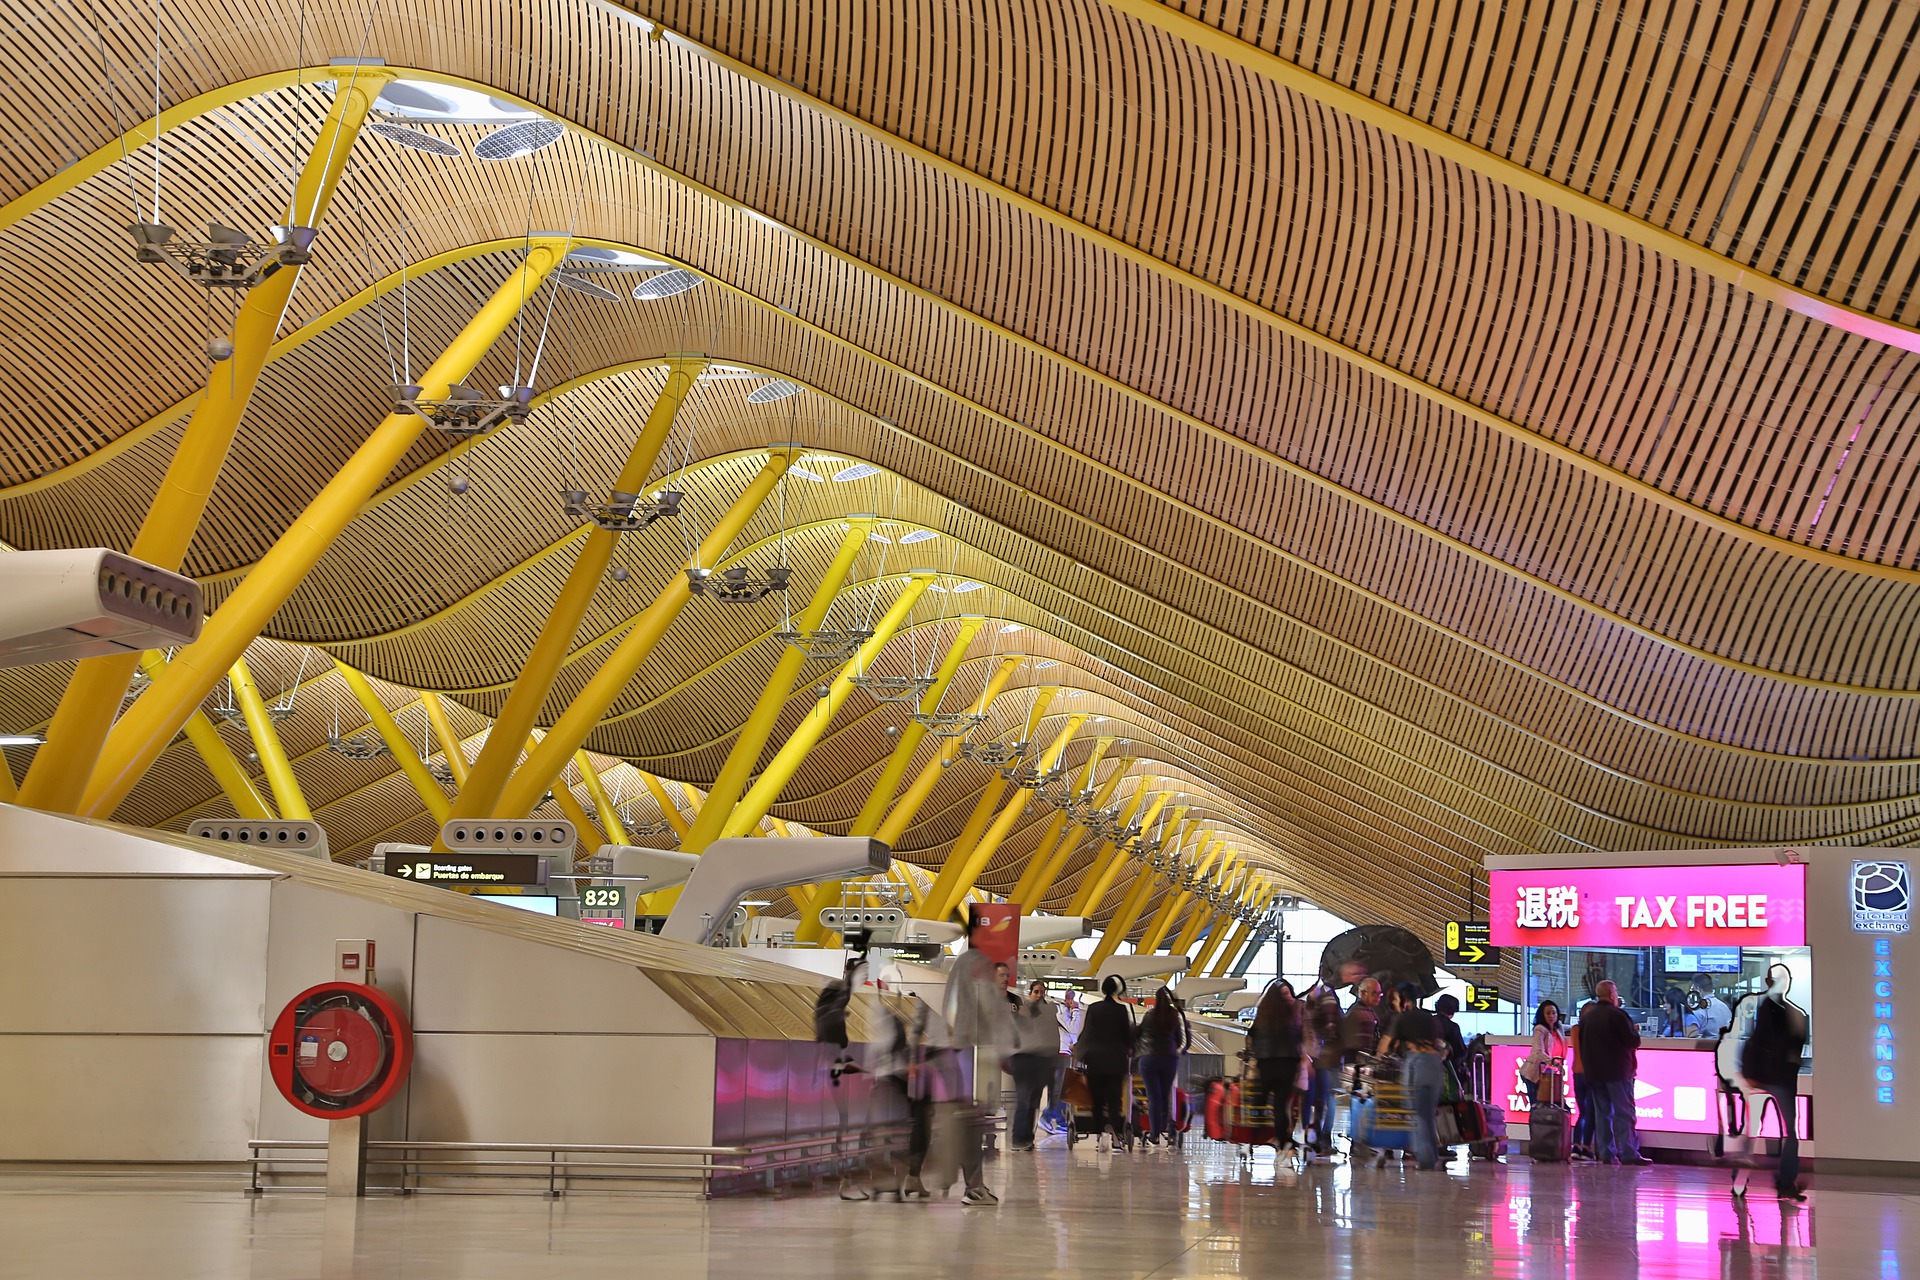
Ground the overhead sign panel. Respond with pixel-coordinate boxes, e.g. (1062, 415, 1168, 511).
(385, 854, 543, 886)
(1444, 921, 1501, 967)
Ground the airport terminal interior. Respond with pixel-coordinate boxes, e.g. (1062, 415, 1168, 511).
(1, 0, 1918, 1275)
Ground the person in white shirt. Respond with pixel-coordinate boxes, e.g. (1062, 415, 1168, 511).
(1691, 973, 1733, 1039)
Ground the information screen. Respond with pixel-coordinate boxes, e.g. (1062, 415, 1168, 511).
(1663, 946, 1742, 973)
(476, 894, 559, 916)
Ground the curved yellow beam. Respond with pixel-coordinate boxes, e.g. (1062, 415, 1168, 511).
(78, 239, 569, 818)
(576, 751, 629, 846)
(420, 693, 471, 786)
(227, 655, 310, 821)
(335, 661, 451, 825)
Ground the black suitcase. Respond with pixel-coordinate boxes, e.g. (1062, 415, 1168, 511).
(1528, 1103, 1573, 1162)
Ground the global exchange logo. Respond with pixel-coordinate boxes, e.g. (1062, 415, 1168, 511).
(1853, 861, 1912, 935)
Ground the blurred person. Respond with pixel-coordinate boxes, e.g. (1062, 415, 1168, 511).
(1386, 1000, 1448, 1171)
(1432, 994, 1470, 1087)
(1660, 988, 1697, 1038)
(1008, 980, 1061, 1151)
(1248, 980, 1305, 1152)
(1300, 963, 1359, 1161)
(944, 945, 1015, 1204)
(1732, 964, 1808, 1202)
(1076, 974, 1137, 1152)
(1137, 986, 1190, 1146)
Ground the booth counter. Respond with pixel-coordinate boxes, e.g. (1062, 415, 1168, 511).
(1485, 845, 1916, 1174)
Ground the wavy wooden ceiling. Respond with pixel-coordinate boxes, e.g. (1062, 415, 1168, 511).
(0, 0, 1916, 976)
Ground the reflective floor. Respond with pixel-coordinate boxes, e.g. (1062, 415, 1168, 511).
(1, 1142, 1908, 1279)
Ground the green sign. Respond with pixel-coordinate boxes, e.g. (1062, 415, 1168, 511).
(579, 885, 627, 914)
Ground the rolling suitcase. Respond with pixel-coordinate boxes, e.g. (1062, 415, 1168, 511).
(1528, 1103, 1573, 1162)
(1471, 1104, 1508, 1160)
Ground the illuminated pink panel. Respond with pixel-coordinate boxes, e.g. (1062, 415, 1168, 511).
(1490, 1044, 1809, 1138)
(1488, 863, 1806, 947)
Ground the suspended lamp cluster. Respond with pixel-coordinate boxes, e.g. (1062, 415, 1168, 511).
(775, 627, 874, 663)
(395, 382, 533, 436)
(128, 221, 315, 289)
(687, 565, 792, 604)
(326, 733, 389, 761)
(561, 488, 684, 532)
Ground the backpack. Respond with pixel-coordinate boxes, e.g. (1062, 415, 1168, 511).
(814, 960, 860, 1047)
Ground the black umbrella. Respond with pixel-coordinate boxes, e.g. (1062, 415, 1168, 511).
(1318, 925, 1439, 996)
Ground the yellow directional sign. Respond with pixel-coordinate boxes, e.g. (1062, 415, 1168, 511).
(1465, 984, 1498, 1013)
(1445, 921, 1501, 968)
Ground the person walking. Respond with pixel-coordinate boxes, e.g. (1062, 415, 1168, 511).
(1432, 994, 1470, 1087)
(1137, 986, 1189, 1147)
(1077, 975, 1137, 1152)
(1521, 1001, 1568, 1106)
(1054, 988, 1085, 1120)
(1385, 1001, 1448, 1171)
(1300, 975, 1347, 1161)
(1248, 980, 1305, 1153)
(1576, 980, 1645, 1165)
(943, 946, 1014, 1203)
(1733, 964, 1808, 1201)
(1008, 981, 1062, 1151)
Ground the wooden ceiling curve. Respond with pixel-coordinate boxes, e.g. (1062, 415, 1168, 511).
(0, 1, 1916, 967)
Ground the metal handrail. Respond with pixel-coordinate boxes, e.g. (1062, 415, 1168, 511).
(246, 1126, 911, 1198)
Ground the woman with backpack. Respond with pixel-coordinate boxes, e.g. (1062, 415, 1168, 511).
(1137, 986, 1190, 1146)
(1076, 975, 1137, 1152)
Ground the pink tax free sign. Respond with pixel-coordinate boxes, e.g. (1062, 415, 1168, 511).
(1488, 864, 1806, 947)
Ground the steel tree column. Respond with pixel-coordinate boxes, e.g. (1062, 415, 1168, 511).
(869, 654, 1023, 849)
(22, 70, 392, 813)
(793, 619, 986, 945)
(717, 571, 938, 839)
(1082, 792, 1176, 969)
(926, 713, 1087, 921)
(228, 655, 310, 820)
(1003, 736, 1110, 910)
(336, 662, 450, 824)
(916, 687, 1057, 919)
(1195, 873, 1259, 975)
(1059, 781, 1152, 922)
(452, 357, 708, 822)
(641, 772, 692, 838)
(146, 649, 273, 820)
(420, 693, 471, 786)
(1167, 842, 1233, 955)
(81, 240, 568, 818)
(1174, 853, 1242, 957)
(493, 448, 799, 821)
(681, 517, 875, 855)
(575, 751, 628, 845)
(1140, 828, 1218, 952)
(1013, 751, 1128, 909)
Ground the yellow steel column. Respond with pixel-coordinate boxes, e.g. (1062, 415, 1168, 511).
(575, 751, 628, 845)
(21, 70, 392, 812)
(1086, 805, 1188, 964)
(452, 358, 708, 821)
(524, 735, 604, 860)
(848, 622, 988, 835)
(641, 772, 692, 839)
(0, 750, 14, 804)
(335, 662, 450, 824)
(870, 655, 1021, 843)
(717, 571, 938, 839)
(228, 655, 310, 820)
(1205, 879, 1266, 977)
(1082, 792, 1177, 968)
(927, 713, 1087, 921)
(82, 240, 569, 818)
(1057, 781, 1152, 928)
(420, 692, 471, 786)
(681, 517, 874, 854)
(1194, 871, 1258, 974)
(917, 686, 1057, 919)
(1139, 825, 1214, 952)
(492, 448, 799, 821)
(1016, 754, 1129, 909)
(793, 618, 986, 945)
(1151, 835, 1223, 954)
(136, 651, 273, 820)
(1005, 738, 1112, 909)
(1173, 850, 1240, 957)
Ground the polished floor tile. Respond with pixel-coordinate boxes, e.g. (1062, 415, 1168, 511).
(0, 1143, 1906, 1280)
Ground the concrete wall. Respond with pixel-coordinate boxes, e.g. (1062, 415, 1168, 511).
(0, 808, 725, 1164)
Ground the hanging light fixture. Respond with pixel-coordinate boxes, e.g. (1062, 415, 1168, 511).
(129, 221, 316, 289)
(551, 269, 623, 301)
(631, 268, 703, 300)
(365, 120, 463, 157)
(687, 565, 793, 603)
(561, 488, 684, 531)
(746, 379, 803, 404)
(473, 118, 566, 161)
(395, 382, 534, 436)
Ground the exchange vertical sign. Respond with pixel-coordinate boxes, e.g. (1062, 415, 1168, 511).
(1853, 861, 1912, 1106)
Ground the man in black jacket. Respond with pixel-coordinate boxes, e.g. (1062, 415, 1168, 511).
(1578, 981, 1644, 1165)
(1735, 964, 1809, 1201)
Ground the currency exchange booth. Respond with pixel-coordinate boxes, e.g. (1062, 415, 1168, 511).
(1482, 848, 1814, 1158)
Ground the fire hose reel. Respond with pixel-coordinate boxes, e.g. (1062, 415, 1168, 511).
(268, 982, 413, 1119)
